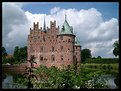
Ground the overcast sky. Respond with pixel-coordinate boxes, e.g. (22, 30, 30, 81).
(2, 2, 119, 58)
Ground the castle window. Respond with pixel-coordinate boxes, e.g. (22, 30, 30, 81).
(52, 36, 54, 38)
(51, 55, 55, 61)
(60, 45, 63, 51)
(61, 55, 63, 61)
(76, 52, 77, 55)
(40, 55, 43, 61)
(60, 36, 63, 40)
(40, 46, 43, 52)
(43, 36, 45, 41)
(52, 46, 54, 52)
(76, 58, 77, 61)
(76, 47, 78, 49)
(68, 39, 70, 42)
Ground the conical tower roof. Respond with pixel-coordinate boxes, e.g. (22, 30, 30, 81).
(75, 36, 80, 45)
(59, 14, 73, 35)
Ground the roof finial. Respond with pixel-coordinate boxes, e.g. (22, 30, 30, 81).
(43, 15, 46, 31)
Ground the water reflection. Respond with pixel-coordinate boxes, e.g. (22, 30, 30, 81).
(2, 73, 27, 89)
(97, 75, 117, 89)
(105, 75, 116, 89)
(3, 75, 13, 84)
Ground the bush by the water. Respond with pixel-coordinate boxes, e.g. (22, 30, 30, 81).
(9, 65, 113, 89)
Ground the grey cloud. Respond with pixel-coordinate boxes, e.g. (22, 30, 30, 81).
(3, 4, 119, 58)
(2, 3, 29, 53)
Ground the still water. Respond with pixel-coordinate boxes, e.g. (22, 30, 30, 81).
(2, 74, 27, 89)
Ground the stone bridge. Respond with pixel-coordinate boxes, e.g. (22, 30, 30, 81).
(2, 64, 28, 74)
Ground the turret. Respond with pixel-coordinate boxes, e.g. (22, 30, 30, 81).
(50, 20, 56, 29)
(74, 36, 81, 64)
(33, 22, 39, 30)
(57, 14, 75, 68)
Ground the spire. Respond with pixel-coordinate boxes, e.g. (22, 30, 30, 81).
(43, 15, 46, 31)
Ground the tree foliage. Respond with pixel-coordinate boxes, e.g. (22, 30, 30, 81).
(2, 47, 8, 64)
(13, 46, 27, 63)
(13, 46, 20, 61)
(19, 46, 27, 61)
(2, 47, 7, 57)
(113, 40, 119, 57)
(81, 49, 92, 62)
(97, 56, 101, 59)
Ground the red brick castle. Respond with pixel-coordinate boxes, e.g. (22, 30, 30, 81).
(27, 15, 81, 68)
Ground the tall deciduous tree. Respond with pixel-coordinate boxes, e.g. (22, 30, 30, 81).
(19, 46, 27, 61)
(13, 46, 27, 63)
(13, 46, 20, 61)
(113, 40, 119, 57)
(81, 49, 92, 62)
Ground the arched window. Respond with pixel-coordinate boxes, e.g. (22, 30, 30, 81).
(51, 55, 55, 61)
(52, 46, 54, 52)
(40, 55, 43, 61)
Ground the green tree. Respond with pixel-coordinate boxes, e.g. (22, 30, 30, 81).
(2, 47, 7, 57)
(81, 49, 92, 62)
(19, 46, 27, 62)
(113, 40, 119, 57)
(2, 47, 8, 64)
(13, 46, 27, 64)
(13, 46, 20, 61)
(7, 57, 14, 65)
(97, 56, 101, 59)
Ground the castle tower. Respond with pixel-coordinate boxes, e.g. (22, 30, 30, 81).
(45, 20, 59, 67)
(27, 22, 42, 67)
(74, 36, 81, 65)
(57, 14, 75, 68)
